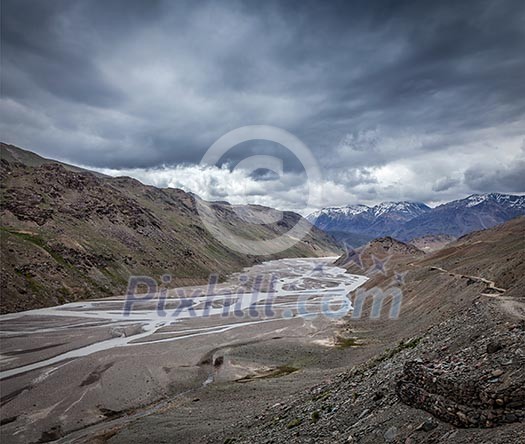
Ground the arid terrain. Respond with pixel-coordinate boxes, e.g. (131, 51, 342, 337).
(1, 257, 371, 443)
(2, 1, 525, 442)
(103, 218, 524, 444)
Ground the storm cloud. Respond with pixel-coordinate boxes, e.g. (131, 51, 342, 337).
(1, 0, 524, 212)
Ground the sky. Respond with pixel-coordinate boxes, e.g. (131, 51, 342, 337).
(2, 0, 525, 214)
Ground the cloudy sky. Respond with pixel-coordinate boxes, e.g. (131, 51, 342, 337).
(2, 0, 524, 214)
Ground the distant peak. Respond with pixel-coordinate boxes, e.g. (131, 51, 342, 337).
(456, 193, 525, 208)
(372, 201, 430, 216)
(307, 204, 370, 220)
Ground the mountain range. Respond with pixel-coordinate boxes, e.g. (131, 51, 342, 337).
(307, 193, 525, 246)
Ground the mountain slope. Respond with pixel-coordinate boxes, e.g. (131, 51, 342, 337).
(0, 144, 340, 313)
(209, 217, 525, 444)
(409, 234, 456, 252)
(0, 142, 107, 177)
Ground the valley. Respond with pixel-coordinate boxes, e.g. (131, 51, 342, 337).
(2, 2, 524, 442)
(0, 257, 368, 443)
(1, 144, 524, 444)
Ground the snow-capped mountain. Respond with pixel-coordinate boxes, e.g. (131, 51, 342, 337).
(393, 193, 525, 240)
(307, 201, 430, 239)
(308, 193, 525, 245)
(371, 201, 430, 218)
(307, 204, 369, 220)
(453, 193, 525, 209)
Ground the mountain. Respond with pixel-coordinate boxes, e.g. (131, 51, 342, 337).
(307, 201, 431, 245)
(334, 236, 425, 269)
(308, 194, 525, 244)
(321, 230, 375, 250)
(393, 193, 525, 240)
(0, 143, 340, 313)
(307, 202, 430, 232)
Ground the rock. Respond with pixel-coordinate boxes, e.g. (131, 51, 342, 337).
(491, 369, 504, 377)
(347, 435, 354, 443)
(486, 341, 503, 354)
(384, 426, 398, 442)
(39, 425, 63, 442)
(358, 408, 370, 419)
(372, 391, 384, 401)
(505, 413, 517, 422)
(456, 411, 468, 423)
(415, 418, 437, 432)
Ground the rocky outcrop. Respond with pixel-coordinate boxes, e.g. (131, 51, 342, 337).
(396, 318, 525, 428)
(397, 359, 525, 428)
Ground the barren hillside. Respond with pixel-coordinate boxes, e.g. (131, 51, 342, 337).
(0, 143, 339, 313)
(197, 218, 525, 444)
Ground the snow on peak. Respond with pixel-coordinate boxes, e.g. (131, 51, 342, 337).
(465, 194, 488, 207)
(307, 201, 430, 221)
(372, 201, 428, 217)
(340, 204, 370, 216)
(463, 193, 525, 208)
(307, 204, 370, 221)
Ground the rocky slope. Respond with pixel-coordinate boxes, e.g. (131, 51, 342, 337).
(308, 194, 525, 245)
(206, 217, 525, 443)
(0, 143, 106, 176)
(0, 143, 340, 313)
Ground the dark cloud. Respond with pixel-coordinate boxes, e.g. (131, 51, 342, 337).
(464, 160, 525, 193)
(432, 177, 461, 193)
(1, 0, 524, 207)
(1, 1, 126, 107)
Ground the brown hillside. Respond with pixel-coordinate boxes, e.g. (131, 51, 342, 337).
(0, 143, 340, 313)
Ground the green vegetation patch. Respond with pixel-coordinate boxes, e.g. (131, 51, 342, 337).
(335, 335, 363, 348)
(236, 365, 299, 383)
(264, 365, 299, 379)
(1, 227, 70, 267)
(312, 389, 332, 402)
(286, 418, 302, 429)
(380, 337, 421, 361)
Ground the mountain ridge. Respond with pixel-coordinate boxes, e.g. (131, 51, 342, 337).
(308, 193, 525, 245)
